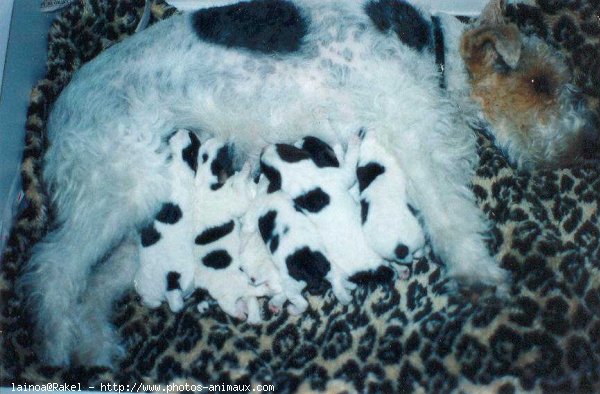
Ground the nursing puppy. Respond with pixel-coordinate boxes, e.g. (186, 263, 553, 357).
(260, 138, 389, 283)
(192, 139, 267, 323)
(356, 129, 426, 263)
(21, 0, 598, 366)
(134, 130, 199, 312)
(242, 176, 351, 313)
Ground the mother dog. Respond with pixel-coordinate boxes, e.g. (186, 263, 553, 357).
(20, 0, 597, 366)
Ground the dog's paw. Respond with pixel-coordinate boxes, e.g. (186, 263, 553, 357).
(448, 253, 509, 293)
(73, 317, 125, 368)
(38, 344, 72, 367)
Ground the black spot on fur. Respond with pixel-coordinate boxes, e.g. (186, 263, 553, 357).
(140, 224, 161, 247)
(181, 132, 201, 174)
(293, 188, 330, 213)
(258, 210, 277, 243)
(349, 266, 396, 286)
(260, 161, 282, 193)
(285, 247, 331, 295)
(360, 199, 369, 224)
(210, 145, 235, 189)
(357, 162, 386, 193)
(365, 0, 431, 52)
(166, 271, 181, 291)
(202, 250, 232, 269)
(276, 144, 311, 163)
(202, 153, 208, 163)
(301, 137, 339, 168)
(269, 235, 280, 253)
(155, 203, 183, 224)
(192, 0, 307, 54)
(195, 220, 235, 245)
(395, 244, 409, 260)
(407, 203, 419, 217)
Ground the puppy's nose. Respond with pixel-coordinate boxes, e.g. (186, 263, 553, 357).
(395, 244, 409, 260)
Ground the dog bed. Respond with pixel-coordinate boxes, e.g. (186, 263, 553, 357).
(2, 1, 599, 392)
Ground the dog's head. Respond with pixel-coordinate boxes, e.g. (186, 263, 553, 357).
(196, 138, 235, 190)
(460, 0, 599, 169)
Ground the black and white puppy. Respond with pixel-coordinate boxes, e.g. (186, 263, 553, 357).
(242, 177, 339, 314)
(356, 129, 426, 263)
(134, 130, 199, 312)
(192, 138, 267, 323)
(260, 137, 388, 301)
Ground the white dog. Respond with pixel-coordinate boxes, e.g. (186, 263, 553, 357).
(192, 139, 268, 323)
(134, 129, 199, 312)
(21, 0, 595, 366)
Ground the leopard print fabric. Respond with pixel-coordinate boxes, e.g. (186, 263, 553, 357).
(2, 1, 599, 392)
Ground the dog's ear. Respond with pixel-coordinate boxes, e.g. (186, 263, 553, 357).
(478, 0, 506, 26)
(460, 24, 521, 75)
(461, 0, 521, 74)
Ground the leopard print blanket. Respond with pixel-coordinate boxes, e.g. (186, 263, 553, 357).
(2, 1, 599, 392)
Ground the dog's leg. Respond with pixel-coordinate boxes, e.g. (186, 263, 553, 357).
(20, 146, 169, 365)
(20, 215, 134, 366)
(75, 236, 139, 366)
(399, 147, 507, 288)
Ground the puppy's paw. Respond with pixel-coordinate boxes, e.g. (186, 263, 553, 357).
(396, 265, 411, 280)
(268, 303, 282, 314)
(166, 291, 185, 313)
(342, 278, 357, 291)
(245, 298, 263, 325)
(197, 301, 211, 314)
(333, 287, 353, 305)
(287, 303, 306, 315)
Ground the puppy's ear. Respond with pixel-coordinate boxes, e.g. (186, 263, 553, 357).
(460, 24, 521, 75)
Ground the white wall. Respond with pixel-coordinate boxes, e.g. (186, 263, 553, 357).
(411, 0, 489, 16)
(0, 0, 15, 91)
(0, 1, 56, 255)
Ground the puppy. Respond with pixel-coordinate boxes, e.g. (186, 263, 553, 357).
(356, 129, 426, 263)
(260, 138, 391, 284)
(241, 177, 347, 314)
(192, 139, 267, 323)
(134, 130, 199, 312)
(23, 0, 597, 365)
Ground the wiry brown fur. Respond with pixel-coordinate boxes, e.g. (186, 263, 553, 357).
(461, 7, 598, 169)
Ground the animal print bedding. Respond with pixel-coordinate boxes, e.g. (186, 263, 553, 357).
(1, 0, 599, 392)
